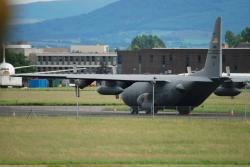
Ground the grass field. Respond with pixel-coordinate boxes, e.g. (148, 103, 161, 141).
(0, 87, 123, 106)
(0, 87, 250, 113)
(0, 117, 249, 166)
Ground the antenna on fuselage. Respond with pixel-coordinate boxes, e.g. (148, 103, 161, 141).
(187, 66, 192, 75)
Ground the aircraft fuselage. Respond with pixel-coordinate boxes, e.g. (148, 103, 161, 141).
(121, 76, 221, 113)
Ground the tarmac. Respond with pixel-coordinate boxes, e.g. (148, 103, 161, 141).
(0, 106, 249, 119)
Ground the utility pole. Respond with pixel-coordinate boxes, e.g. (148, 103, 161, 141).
(152, 77, 156, 118)
(75, 79, 80, 119)
(244, 83, 247, 120)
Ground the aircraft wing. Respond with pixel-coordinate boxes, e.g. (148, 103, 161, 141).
(14, 65, 36, 70)
(13, 73, 170, 82)
(229, 76, 250, 83)
(222, 73, 250, 83)
(219, 74, 250, 89)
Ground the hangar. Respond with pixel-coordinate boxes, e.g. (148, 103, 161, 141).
(117, 48, 250, 74)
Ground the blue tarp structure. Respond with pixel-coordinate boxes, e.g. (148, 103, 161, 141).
(28, 79, 48, 88)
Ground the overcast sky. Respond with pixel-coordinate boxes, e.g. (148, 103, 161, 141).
(9, 0, 62, 5)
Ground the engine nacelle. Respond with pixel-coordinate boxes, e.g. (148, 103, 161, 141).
(97, 81, 125, 95)
(97, 86, 123, 95)
(214, 86, 241, 97)
(246, 83, 250, 89)
(78, 79, 94, 89)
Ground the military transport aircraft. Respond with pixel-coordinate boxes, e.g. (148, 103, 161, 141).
(14, 17, 226, 115)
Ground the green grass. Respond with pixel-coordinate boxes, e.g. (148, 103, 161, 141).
(0, 88, 250, 113)
(0, 117, 249, 166)
(0, 87, 123, 106)
(194, 89, 250, 113)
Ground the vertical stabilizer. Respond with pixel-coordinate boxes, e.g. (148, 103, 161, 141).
(193, 17, 222, 78)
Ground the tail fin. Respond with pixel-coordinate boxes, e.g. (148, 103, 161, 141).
(194, 17, 222, 78)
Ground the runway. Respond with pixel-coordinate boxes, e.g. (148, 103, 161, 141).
(0, 106, 249, 119)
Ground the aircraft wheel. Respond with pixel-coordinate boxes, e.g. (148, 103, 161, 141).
(145, 109, 151, 115)
(177, 106, 192, 115)
(145, 109, 158, 115)
(131, 107, 139, 115)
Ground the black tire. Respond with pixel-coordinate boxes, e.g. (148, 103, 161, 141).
(145, 109, 151, 115)
(177, 106, 193, 115)
(145, 108, 158, 115)
(131, 107, 139, 115)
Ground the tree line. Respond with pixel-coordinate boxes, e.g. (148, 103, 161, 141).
(225, 27, 250, 48)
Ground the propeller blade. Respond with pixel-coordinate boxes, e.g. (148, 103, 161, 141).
(226, 66, 230, 77)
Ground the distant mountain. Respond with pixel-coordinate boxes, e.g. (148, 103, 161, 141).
(10, 0, 250, 48)
(11, 0, 118, 24)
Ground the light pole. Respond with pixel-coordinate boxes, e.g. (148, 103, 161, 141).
(75, 79, 80, 119)
(152, 77, 156, 118)
(244, 83, 247, 120)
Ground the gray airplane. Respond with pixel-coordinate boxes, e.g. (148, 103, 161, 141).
(14, 17, 226, 115)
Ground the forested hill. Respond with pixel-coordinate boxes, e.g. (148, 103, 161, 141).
(10, 0, 250, 48)
(12, 0, 118, 23)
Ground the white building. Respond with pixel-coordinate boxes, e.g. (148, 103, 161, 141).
(70, 45, 109, 53)
(4, 43, 117, 74)
(30, 52, 117, 74)
(30, 45, 117, 74)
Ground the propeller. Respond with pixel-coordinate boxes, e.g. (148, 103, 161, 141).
(187, 66, 192, 75)
(226, 66, 230, 77)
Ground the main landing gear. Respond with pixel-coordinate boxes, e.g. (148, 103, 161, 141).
(130, 106, 193, 115)
(130, 107, 159, 115)
(177, 106, 193, 115)
(131, 107, 139, 115)
(145, 109, 158, 115)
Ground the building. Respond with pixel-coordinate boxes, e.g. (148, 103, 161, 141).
(117, 48, 250, 74)
(237, 42, 250, 48)
(4, 44, 117, 74)
(70, 45, 109, 53)
(43, 48, 69, 53)
(5, 44, 67, 57)
(30, 45, 117, 74)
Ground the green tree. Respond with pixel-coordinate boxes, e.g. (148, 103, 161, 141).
(240, 27, 250, 43)
(225, 27, 250, 48)
(225, 31, 239, 48)
(129, 35, 166, 50)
